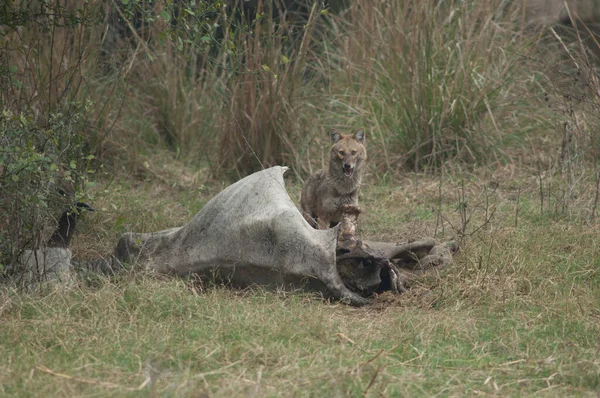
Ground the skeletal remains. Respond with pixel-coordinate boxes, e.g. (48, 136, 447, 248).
(114, 166, 458, 306)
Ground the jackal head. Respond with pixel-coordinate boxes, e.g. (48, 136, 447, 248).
(330, 129, 367, 178)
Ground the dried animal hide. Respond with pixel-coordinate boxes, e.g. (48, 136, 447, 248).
(115, 166, 458, 305)
(115, 166, 370, 306)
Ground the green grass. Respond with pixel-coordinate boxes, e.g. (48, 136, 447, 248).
(2, 164, 600, 396)
(1, 271, 598, 395)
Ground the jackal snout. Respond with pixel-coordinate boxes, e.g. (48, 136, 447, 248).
(331, 129, 366, 178)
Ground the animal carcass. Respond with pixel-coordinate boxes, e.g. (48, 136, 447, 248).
(114, 166, 457, 306)
(115, 166, 371, 305)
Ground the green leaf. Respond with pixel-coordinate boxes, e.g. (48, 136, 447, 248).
(70, 160, 77, 169)
(121, 0, 129, 4)
(177, 36, 183, 51)
(160, 10, 171, 20)
(115, 215, 124, 230)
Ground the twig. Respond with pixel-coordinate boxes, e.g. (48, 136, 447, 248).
(361, 349, 384, 368)
(110, 0, 153, 57)
(362, 367, 380, 397)
(292, 3, 318, 79)
(514, 186, 521, 229)
(435, 166, 444, 237)
(537, 160, 544, 217)
(49, 8, 55, 110)
(592, 168, 600, 222)
(549, 27, 579, 69)
(35, 365, 150, 391)
(192, 360, 242, 379)
(499, 359, 526, 367)
(336, 333, 356, 345)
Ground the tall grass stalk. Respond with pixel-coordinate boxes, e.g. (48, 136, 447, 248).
(326, 0, 523, 170)
(218, 1, 320, 176)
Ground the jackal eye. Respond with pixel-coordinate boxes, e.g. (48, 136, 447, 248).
(351, 150, 357, 155)
(339, 150, 345, 156)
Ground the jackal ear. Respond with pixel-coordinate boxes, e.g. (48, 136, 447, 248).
(330, 129, 342, 143)
(354, 129, 365, 143)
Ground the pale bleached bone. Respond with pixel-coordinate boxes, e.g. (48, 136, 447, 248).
(115, 166, 370, 306)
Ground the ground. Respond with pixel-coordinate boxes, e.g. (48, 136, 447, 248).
(1, 155, 599, 396)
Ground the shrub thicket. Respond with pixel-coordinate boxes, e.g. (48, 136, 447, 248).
(0, 1, 109, 275)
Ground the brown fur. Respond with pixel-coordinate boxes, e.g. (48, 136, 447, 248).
(300, 129, 367, 229)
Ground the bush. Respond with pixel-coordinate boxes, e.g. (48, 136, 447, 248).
(0, 107, 96, 275)
(0, 1, 109, 276)
(105, 0, 325, 176)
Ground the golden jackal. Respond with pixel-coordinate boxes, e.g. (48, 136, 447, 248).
(300, 129, 367, 229)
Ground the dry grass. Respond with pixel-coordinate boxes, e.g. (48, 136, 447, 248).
(217, 2, 321, 176)
(1, 271, 598, 396)
(1, 0, 595, 176)
(323, 0, 527, 170)
(87, 0, 563, 177)
(2, 160, 600, 396)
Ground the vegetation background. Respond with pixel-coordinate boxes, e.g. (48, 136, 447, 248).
(1, 0, 600, 395)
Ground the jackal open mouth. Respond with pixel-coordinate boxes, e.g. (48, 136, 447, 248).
(343, 167, 354, 177)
